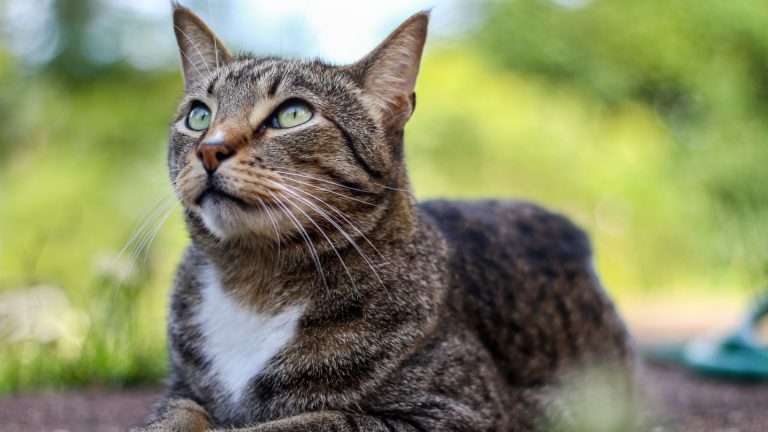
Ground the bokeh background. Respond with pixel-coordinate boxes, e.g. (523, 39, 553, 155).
(0, 0, 766, 392)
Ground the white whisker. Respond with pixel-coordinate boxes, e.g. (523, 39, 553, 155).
(276, 191, 360, 296)
(267, 190, 327, 288)
(277, 166, 408, 192)
(176, 46, 207, 86)
(255, 195, 282, 263)
(112, 191, 177, 280)
(272, 181, 390, 300)
(108, 193, 178, 323)
(274, 172, 376, 207)
(174, 24, 213, 82)
(138, 202, 179, 264)
(281, 183, 387, 262)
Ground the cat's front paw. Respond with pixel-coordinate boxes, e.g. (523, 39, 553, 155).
(129, 424, 176, 432)
(130, 399, 213, 432)
(129, 421, 206, 432)
(129, 419, 210, 432)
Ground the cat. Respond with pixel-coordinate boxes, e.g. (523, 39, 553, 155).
(134, 5, 636, 431)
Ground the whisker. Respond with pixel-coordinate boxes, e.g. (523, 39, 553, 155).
(255, 195, 282, 263)
(112, 191, 177, 279)
(120, 200, 177, 285)
(282, 188, 380, 276)
(267, 190, 327, 288)
(273, 182, 389, 300)
(138, 202, 179, 264)
(277, 166, 409, 192)
(108, 194, 178, 323)
(174, 24, 214, 82)
(274, 171, 376, 206)
(275, 169, 372, 193)
(276, 191, 360, 296)
(175, 46, 208, 87)
(280, 183, 387, 262)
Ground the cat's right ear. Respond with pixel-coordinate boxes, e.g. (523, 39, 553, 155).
(172, 5, 232, 90)
(347, 12, 429, 132)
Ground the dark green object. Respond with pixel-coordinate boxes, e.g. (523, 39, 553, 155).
(649, 294, 768, 380)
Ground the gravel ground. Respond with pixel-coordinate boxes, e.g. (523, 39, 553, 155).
(646, 362, 768, 432)
(0, 386, 157, 432)
(0, 362, 767, 432)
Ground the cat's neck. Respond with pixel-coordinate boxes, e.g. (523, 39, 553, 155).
(187, 189, 420, 311)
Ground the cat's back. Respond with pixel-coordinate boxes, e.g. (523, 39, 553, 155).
(419, 200, 632, 384)
(420, 199, 591, 267)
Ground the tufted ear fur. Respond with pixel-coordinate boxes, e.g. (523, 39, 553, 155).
(349, 12, 429, 131)
(172, 5, 232, 90)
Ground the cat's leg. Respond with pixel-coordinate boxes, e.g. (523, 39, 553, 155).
(213, 410, 439, 432)
(130, 398, 213, 432)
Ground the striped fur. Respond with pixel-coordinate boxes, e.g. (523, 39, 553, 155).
(134, 5, 636, 432)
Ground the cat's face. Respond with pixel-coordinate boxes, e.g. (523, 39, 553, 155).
(169, 6, 427, 243)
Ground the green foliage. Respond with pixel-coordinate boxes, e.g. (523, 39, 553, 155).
(411, 51, 710, 293)
(474, 0, 768, 284)
(0, 56, 186, 391)
(1, 0, 766, 391)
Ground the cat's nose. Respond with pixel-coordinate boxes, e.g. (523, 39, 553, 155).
(197, 139, 234, 174)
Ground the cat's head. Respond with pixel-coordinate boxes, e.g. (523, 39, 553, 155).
(169, 6, 427, 244)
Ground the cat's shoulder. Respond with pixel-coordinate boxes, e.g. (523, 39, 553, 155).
(418, 199, 592, 262)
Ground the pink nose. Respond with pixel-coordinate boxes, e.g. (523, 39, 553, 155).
(197, 142, 233, 174)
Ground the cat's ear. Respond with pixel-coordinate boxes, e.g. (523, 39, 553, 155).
(172, 5, 232, 90)
(349, 12, 429, 130)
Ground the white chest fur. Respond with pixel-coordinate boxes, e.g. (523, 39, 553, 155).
(196, 267, 304, 405)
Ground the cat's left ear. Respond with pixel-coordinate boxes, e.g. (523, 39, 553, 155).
(173, 5, 232, 90)
(349, 12, 429, 131)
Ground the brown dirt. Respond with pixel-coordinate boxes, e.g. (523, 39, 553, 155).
(0, 387, 158, 432)
(0, 363, 766, 432)
(646, 362, 768, 432)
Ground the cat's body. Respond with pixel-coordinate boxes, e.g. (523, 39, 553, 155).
(163, 200, 631, 430)
(136, 6, 634, 431)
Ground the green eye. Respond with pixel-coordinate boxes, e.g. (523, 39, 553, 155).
(187, 105, 212, 131)
(272, 100, 313, 129)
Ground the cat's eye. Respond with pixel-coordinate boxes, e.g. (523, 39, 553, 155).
(271, 100, 313, 129)
(187, 104, 212, 131)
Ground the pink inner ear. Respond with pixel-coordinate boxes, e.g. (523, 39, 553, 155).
(359, 13, 428, 119)
(173, 6, 232, 89)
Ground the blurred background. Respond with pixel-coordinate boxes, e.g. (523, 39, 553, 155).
(0, 0, 766, 392)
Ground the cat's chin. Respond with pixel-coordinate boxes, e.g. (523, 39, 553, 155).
(197, 195, 279, 241)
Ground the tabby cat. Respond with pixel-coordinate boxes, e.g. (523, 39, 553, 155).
(134, 5, 635, 431)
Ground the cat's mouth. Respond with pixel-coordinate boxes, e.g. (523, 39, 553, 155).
(192, 183, 286, 239)
(195, 187, 251, 209)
